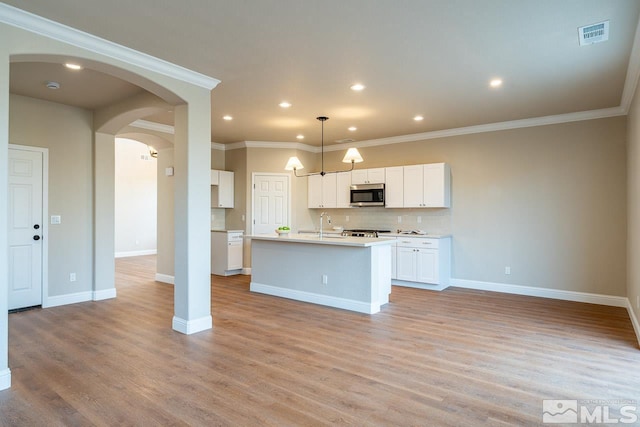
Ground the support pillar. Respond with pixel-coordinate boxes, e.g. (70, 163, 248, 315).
(172, 95, 212, 334)
(0, 48, 11, 390)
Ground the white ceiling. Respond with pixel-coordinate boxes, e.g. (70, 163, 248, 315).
(6, 0, 640, 146)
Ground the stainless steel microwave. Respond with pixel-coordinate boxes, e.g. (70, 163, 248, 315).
(350, 183, 385, 207)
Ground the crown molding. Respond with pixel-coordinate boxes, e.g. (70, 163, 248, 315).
(222, 140, 318, 152)
(211, 142, 225, 151)
(129, 120, 175, 134)
(322, 106, 627, 151)
(0, 3, 220, 90)
(621, 15, 640, 112)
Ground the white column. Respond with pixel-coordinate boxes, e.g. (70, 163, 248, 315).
(0, 48, 11, 390)
(172, 95, 212, 334)
(93, 132, 116, 300)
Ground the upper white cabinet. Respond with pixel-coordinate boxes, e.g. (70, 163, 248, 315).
(403, 163, 450, 208)
(309, 172, 351, 208)
(336, 171, 352, 208)
(308, 173, 337, 208)
(211, 169, 234, 208)
(384, 166, 404, 208)
(351, 168, 385, 184)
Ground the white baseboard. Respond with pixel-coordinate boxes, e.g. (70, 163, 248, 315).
(242, 267, 252, 275)
(172, 315, 212, 335)
(155, 273, 174, 284)
(0, 368, 11, 390)
(43, 291, 92, 308)
(114, 249, 157, 258)
(626, 301, 640, 347)
(250, 281, 380, 314)
(392, 279, 450, 291)
(450, 278, 629, 307)
(93, 288, 117, 301)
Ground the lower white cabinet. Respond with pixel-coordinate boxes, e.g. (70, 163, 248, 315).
(393, 236, 450, 290)
(211, 230, 244, 276)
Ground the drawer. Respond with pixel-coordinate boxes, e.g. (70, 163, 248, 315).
(396, 237, 439, 249)
(228, 232, 244, 242)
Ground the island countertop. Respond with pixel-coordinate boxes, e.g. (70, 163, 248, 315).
(247, 233, 395, 247)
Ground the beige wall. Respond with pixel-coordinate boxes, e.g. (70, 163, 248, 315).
(230, 117, 627, 296)
(627, 82, 640, 324)
(9, 94, 94, 297)
(114, 138, 157, 254)
(156, 147, 175, 277)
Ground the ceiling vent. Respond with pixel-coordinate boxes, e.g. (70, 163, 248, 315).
(335, 138, 356, 144)
(578, 20, 609, 46)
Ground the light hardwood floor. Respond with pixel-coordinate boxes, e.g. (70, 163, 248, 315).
(1, 255, 639, 426)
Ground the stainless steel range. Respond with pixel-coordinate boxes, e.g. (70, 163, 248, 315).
(341, 229, 391, 238)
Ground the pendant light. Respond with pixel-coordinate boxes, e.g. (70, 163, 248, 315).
(285, 116, 363, 177)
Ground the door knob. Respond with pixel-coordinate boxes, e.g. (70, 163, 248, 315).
(33, 235, 41, 241)
(34, 224, 40, 229)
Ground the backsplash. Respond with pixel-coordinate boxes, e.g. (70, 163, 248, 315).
(211, 208, 226, 230)
(309, 207, 452, 234)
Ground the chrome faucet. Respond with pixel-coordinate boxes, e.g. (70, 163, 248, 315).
(320, 212, 331, 238)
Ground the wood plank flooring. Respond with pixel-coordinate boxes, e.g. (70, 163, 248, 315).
(1, 255, 639, 426)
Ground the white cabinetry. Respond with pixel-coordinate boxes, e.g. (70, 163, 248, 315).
(307, 171, 353, 208)
(403, 163, 450, 208)
(211, 230, 243, 276)
(336, 171, 352, 208)
(211, 170, 235, 208)
(351, 168, 385, 184)
(394, 236, 450, 290)
(384, 166, 404, 208)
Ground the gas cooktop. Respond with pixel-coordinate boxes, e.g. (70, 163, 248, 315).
(342, 229, 391, 238)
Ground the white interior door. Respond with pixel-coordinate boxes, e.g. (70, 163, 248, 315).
(253, 174, 289, 234)
(8, 148, 44, 310)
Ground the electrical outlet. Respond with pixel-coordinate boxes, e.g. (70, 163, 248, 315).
(70, 272, 77, 282)
(398, 216, 402, 223)
(504, 266, 511, 275)
(417, 216, 422, 224)
(322, 274, 328, 285)
(51, 215, 61, 225)
(346, 215, 350, 222)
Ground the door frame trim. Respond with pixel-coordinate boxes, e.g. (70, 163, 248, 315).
(251, 173, 291, 235)
(9, 144, 49, 308)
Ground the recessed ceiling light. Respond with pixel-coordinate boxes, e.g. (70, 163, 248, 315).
(64, 63, 83, 71)
(45, 81, 60, 90)
(296, 134, 304, 140)
(348, 126, 357, 132)
(413, 115, 424, 121)
(279, 101, 292, 108)
(350, 83, 365, 91)
(223, 115, 233, 121)
(490, 78, 503, 88)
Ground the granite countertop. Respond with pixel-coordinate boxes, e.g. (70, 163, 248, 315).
(247, 233, 395, 247)
(387, 232, 451, 238)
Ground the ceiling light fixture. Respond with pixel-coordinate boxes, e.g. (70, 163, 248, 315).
(350, 83, 365, 91)
(413, 115, 424, 121)
(64, 63, 83, 70)
(285, 116, 363, 177)
(490, 78, 503, 88)
(223, 115, 233, 121)
(296, 134, 304, 140)
(148, 146, 158, 158)
(279, 101, 292, 108)
(348, 126, 357, 131)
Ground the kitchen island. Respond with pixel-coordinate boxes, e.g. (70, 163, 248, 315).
(248, 234, 394, 314)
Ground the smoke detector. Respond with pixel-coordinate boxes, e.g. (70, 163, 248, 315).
(578, 20, 609, 46)
(45, 81, 60, 90)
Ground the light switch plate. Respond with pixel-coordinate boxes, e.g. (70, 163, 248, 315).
(51, 215, 61, 224)
(165, 167, 174, 176)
